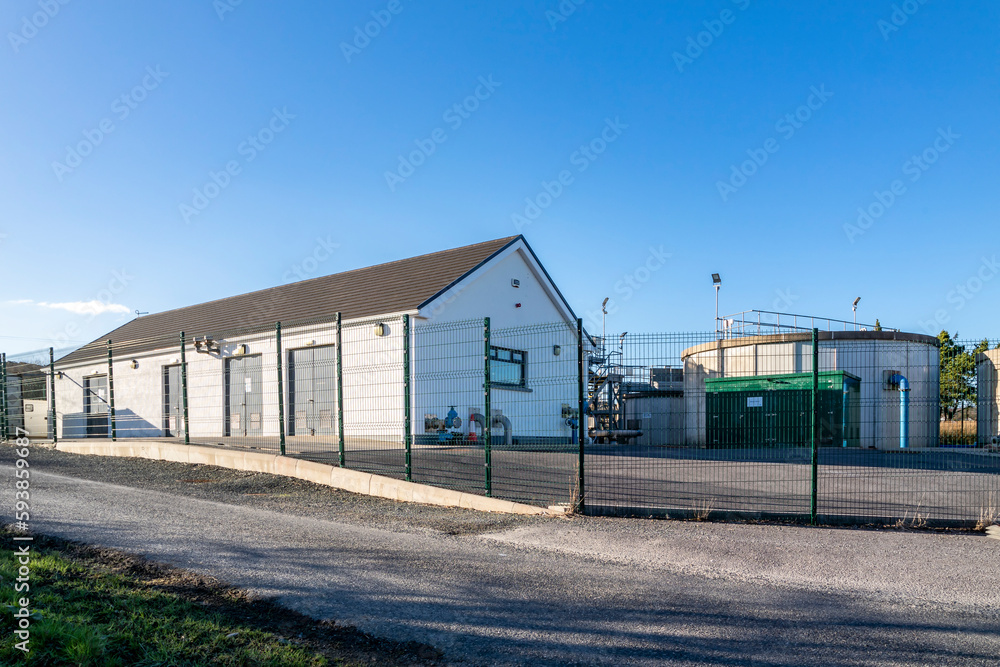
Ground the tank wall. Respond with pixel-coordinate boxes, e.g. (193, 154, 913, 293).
(625, 395, 684, 446)
(977, 349, 1000, 444)
(682, 337, 940, 448)
(829, 339, 939, 449)
(682, 341, 835, 446)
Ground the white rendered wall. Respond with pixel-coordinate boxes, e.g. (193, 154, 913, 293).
(413, 248, 583, 445)
(53, 245, 582, 443)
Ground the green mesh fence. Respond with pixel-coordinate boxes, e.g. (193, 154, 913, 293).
(6, 323, 999, 527)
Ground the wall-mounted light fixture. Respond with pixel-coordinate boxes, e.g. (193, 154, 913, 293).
(374, 323, 386, 337)
(511, 278, 520, 288)
(234, 344, 248, 356)
(130, 359, 139, 370)
(305, 339, 316, 346)
(56, 371, 64, 380)
(553, 345, 561, 356)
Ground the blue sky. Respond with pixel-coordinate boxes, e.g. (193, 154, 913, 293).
(2, 1, 999, 356)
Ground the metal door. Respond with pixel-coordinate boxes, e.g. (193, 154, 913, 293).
(288, 346, 337, 436)
(225, 355, 263, 437)
(163, 365, 183, 437)
(6, 375, 24, 436)
(84, 375, 109, 438)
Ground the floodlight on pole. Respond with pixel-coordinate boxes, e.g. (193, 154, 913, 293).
(852, 296, 861, 328)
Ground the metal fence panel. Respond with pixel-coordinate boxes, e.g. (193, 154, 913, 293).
(8, 322, 999, 528)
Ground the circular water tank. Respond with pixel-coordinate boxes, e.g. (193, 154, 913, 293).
(681, 331, 940, 449)
(976, 349, 1000, 446)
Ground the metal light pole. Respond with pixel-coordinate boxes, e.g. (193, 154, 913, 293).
(712, 273, 722, 337)
(852, 296, 861, 330)
(601, 297, 609, 359)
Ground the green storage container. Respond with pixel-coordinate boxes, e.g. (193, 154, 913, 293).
(705, 371, 861, 448)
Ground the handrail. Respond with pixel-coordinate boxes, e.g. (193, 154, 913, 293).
(717, 309, 897, 337)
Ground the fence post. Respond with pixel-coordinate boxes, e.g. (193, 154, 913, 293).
(810, 327, 819, 525)
(107, 340, 117, 441)
(1, 352, 7, 440)
(403, 314, 412, 482)
(276, 322, 286, 457)
(180, 332, 190, 445)
(577, 318, 586, 513)
(49, 348, 57, 444)
(484, 317, 492, 498)
(336, 312, 345, 468)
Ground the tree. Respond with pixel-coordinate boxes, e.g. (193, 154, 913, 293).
(938, 331, 987, 420)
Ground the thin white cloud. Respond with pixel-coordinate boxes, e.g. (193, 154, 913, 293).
(5, 299, 34, 305)
(37, 301, 131, 316)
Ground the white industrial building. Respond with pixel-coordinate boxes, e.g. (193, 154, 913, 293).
(53, 236, 587, 448)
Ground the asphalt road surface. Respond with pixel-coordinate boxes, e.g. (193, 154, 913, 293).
(2, 447, 998, 666)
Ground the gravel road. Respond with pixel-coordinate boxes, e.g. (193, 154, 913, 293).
(3, 444, 998, 666)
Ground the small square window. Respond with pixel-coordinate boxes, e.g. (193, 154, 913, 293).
(489, 345, 526, 387)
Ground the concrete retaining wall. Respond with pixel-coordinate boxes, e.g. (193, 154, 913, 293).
(54, 440, 552, 516)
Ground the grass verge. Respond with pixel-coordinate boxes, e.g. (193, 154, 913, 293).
(1, 529, 441, 666)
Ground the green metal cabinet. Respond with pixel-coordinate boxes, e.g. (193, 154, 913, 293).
(705, 371, 860, 448)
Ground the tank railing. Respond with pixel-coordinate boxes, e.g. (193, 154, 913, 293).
(718, 309, 897, 337)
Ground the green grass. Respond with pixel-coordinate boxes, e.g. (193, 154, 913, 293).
(0, 535, 328, 666)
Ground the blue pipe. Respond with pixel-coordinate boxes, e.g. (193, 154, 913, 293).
(842, 379, 849, 448)
(890, 373, 910, 449)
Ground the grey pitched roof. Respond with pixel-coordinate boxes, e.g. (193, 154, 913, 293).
(58, 236, 521, 366)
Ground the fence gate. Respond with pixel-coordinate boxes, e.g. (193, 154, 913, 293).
(288, 345, 337, 436)
(83, 375, 109, 438)
(162, 365, 184, 437)
(225, 355, 263, 437)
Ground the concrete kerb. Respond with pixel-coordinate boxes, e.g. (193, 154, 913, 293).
(52, 440, 552, 516)
(331, 466, 372, 496)
(241, 451, 279, 473)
